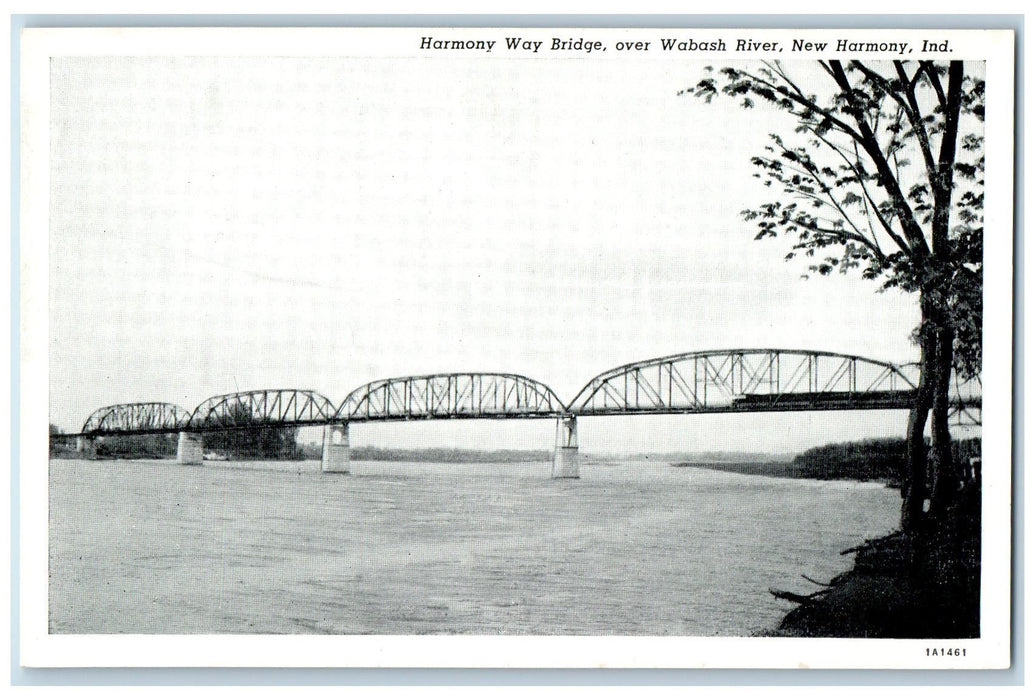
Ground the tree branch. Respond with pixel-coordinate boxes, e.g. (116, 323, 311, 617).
(739, 62, 865, 144)
(931, 61, 965, 259)
(770, 588, 825, 604)
(806, 126, 910, 256)
(919, 60, 948, 108)
(850, 60, 912, 114)
(827, 61, 931, 259)
(782, 153, 890, 262)
(892, 61, 940, 192)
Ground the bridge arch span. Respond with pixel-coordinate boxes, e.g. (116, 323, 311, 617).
(566, 348, 919, 415)
(81, 402, 193, 436)
(187, 389, 338, 430)
(336, 372, 566, 422)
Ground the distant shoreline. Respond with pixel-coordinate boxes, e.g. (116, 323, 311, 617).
(673, 460, 898, 486)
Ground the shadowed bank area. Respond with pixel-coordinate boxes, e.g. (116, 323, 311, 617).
(768, 482, 980, 638)
(686, 437, 982, 638)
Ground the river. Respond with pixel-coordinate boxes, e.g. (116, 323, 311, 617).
(49, 457, 900, 635)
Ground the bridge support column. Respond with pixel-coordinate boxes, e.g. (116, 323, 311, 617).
(76, 436, 97, 459)
(552, 415, 580, 479)
(322, 424, 350, 474)
(176, 432, 204, 465)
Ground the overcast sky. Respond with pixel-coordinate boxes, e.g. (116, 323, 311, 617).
(48, 55, 926, 452)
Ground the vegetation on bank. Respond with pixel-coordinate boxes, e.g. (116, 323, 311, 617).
(202, 426, 301, 460)
(769, 480, 981, 638)
(679, 436, 980, 488)
(793, 438, 910, 485)
(50, 424, 303, 461)
(96, 433, 179, 459)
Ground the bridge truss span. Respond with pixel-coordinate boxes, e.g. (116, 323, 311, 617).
(70, 349, 983, 440)
(81, 402, 193, 436)
(336, 373, 566, 422)
(566, 349, 921, 416)
(187, 389, 338, 431)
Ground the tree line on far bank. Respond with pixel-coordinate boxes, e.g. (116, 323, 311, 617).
(49, 422, 301, 460)
(792, 436, 980, 486)
(675, 435, 980, 488)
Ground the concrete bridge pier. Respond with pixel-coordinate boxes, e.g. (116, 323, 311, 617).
(552, 415, 580, 479)
(176, 432, 204, 465)
(322, 423, 350, 474)
(76, 436, 97, 459)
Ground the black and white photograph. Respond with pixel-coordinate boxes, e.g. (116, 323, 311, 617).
(18, 25, 1014, 669)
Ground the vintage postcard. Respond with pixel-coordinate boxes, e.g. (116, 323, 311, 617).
(18, 25, 1014, 669)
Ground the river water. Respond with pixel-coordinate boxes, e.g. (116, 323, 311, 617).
(49, 457, 899, 635)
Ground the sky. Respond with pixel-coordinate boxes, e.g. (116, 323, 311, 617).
(47, 53, 928, 453)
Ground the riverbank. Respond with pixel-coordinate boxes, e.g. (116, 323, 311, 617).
(673, 460, 897, 485)
(768, 482, 981, 638)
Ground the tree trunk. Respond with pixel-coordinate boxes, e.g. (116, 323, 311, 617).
(901, 314, 935, 532)
(925, 62, 964, 515)
(902, 364, 932, 532)
(929, 326, 958, 515)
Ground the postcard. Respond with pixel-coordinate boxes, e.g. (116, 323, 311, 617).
(18, 25, 1014, 669)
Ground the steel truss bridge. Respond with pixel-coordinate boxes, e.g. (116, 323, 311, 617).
(74, 349, 981, 439)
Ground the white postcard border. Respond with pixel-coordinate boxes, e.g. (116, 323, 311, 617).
(18, 26, 1016, 670)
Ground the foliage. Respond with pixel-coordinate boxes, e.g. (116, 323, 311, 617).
(201, 400, 300, 460)
(792, 436, 979, 485)
(49, 424, 77, 457)
(686, 60, 984, 378)
(793, 437, 908, 484)
(95, 433, 178, 459)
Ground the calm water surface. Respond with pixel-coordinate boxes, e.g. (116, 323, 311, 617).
(49, 458, 899, 635)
